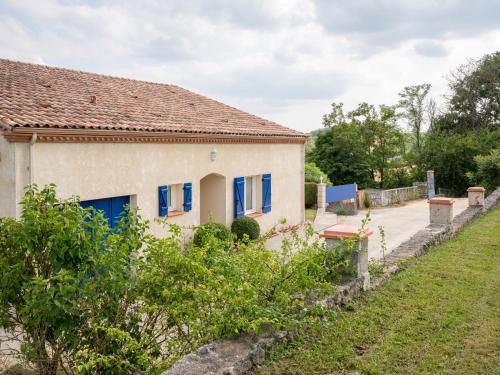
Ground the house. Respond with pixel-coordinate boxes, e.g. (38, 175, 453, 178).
(0, 59, 307, 236)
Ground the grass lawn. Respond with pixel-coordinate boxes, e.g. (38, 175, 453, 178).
(305, 208, 317, 222)
(255, 208, 500, 375)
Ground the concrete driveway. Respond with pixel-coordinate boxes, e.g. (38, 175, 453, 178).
(337, 198, 469, 260)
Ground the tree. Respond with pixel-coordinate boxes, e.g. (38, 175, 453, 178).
(348, 103, 405, 188)
(312, 102, 405, 188)
(398, 83, 431, 158)
(421, 52, 500, 195)
(423, 129, 500, 195)
(311, 122, 372, 187)
(437, 51, 500, 133)
(426, 97, 438, 132)
(372, 106, 405, 188)
(305, 129, 322, 162)
(322, 102, 346, 127)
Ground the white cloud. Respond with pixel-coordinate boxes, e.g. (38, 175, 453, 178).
(413, 40, 448, 58)
(0, 0, 499, 133)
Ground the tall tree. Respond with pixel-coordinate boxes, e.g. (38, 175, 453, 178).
(372, 105, 405, 189)
(438, 51, 500, 133)
(322, 102, 346, 127)
(349, 103, 404, 188)
(426, 97, 438, 132)
(398, 83, 431, 154)
(312, 102, 404, 188)
(311, 123, 372, 187)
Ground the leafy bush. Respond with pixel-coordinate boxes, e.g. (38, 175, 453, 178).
(193, 221, 233, 249)
(467, 149, 500, 192)
(363, 192, 372, 209)
(1, 185, 364, 373)
(383, 168, 413, 189)
(305, 182, 317, 208)
(137, 221, 356, 364)
(231, 216, 260, 242)
(305, 162, 331, 185)
(0, 184, 158, 374)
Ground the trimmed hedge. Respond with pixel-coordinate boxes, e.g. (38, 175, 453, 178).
(231, 216, 260, 243)
(305, 182, 317, 208)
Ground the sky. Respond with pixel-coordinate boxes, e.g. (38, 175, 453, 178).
(1, 0, 499, 133)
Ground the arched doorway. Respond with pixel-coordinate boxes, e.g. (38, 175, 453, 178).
(200, 173, 226, 225)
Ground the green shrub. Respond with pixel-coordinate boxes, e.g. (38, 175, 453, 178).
(1, 185, 366, 373)
(383, 168, 413, 189)
(194, 221, 233, 249)
(368, 261, 384, 278)
(305, 162, 331, 185)
(363, 192, 372, 209)
(305, 182, 317, 208)
(467, 149, 500, 192)
(231, 216, 260, 242)
(0, 184, 157, 374)
(139, 220, 359, 366)
(327, 201, 356, 215)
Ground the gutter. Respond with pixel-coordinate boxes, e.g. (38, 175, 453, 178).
(3, 128, 308, 144)
(29, 132, 37, 184)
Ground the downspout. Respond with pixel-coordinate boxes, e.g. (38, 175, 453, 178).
(29, 133, 37, 184)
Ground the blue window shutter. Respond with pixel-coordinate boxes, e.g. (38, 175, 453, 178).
(111, 196, 130, 228)
(81, 197, 112, 224)
(234, 177, 245, 218)
(81, 195, 129, 229)
(158, 185, 168, 217)
(262, 174, 272, 213)
(183, 182, 192, 212)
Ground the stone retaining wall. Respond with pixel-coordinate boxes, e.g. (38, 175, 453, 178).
(366, 184, 427, 207)
(162, 187, 500, 375)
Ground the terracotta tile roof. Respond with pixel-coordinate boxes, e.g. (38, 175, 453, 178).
(0, 59, 306, 139)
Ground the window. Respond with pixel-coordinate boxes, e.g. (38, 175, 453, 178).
(168, 184, 180, 211)
(244, 176, 256, 213)
(159, 183, 192, 217)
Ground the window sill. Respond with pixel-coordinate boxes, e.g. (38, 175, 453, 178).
(246, 211, 263, 219)
(167, 210, 184, 218)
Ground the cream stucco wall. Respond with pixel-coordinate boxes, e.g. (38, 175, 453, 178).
(0, 138, 31, 217)
(0, 135, 16, 217)
(3, 140, 305, 236)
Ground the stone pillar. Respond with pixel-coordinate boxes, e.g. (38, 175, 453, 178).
(427, 170, 435, 199)
(317, 182, 326, 215)
(429, 197, 454, 226)
(467, 186, 485, 207)
(320, 225, 373, 290)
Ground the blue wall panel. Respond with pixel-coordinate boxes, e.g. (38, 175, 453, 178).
(325, 183, 357, 204)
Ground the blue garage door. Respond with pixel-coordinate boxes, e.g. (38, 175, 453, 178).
(80, 195, 130, 228)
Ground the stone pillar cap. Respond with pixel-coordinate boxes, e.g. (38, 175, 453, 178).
(428, 197, 454, 205)
(467, 186, 485, 192)
(319, 224, 373, 240)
